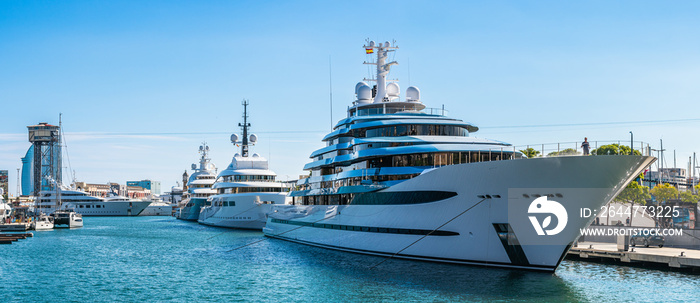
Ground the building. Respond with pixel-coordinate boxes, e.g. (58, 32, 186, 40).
(126, 180, 161, 195)
(20, 145, 33, 196)
(0, 170, 8, 200)
(73, 181, 152, 199)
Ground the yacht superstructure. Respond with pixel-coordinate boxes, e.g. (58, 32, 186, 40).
(198, 101, 292, 229)
(263, 41, 655, 272)
(176, 143, 217, 221)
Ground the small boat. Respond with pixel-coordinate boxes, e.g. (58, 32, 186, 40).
(51, 209, 83, 228)
(31, 214, 54, 230)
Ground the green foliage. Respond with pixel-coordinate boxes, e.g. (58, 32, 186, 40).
(614, 181, 650, 206)
(547, 148, 580, 157)
(519, 147, 540, 158)
(592, 143, 641, 156)
(651, 183, 678, 204)
(679, 191, 699, 204)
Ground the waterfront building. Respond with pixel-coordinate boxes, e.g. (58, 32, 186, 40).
(126, 180, 161, 195)
(73, 181, 151, 199)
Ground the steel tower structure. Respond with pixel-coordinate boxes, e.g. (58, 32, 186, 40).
(27, 122, 62, 196)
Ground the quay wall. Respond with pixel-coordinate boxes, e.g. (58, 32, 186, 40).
(578, 226, 700, 249)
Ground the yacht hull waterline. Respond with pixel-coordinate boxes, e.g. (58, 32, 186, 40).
(265, 155, 655, 272)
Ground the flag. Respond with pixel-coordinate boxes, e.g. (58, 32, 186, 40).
(365, 48, 373, 54)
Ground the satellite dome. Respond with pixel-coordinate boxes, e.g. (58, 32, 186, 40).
(384, 41, 390, 47)
(252, 153, 260, 157)
(369, 41, 375, 47)
(357, 84, 372, 104)
(199, 145, 203, 151)
(406, 86, 421, 102)
(355, 81, 369, 95)
(386, 82, 400, 98)
(230, 133, 239, 143)
(191, 164, 196, 170)
(249, 134, 258, 143)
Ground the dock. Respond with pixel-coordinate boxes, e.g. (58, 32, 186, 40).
(0, 233, 33, 245)
(568, 242, 700, 273)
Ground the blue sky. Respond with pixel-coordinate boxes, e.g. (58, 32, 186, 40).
(2, 1, 700, 196)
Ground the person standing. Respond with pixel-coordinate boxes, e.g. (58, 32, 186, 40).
(581, 137, 590, 155)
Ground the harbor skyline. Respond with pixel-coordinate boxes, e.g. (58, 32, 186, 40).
(2, 1, 700, 195)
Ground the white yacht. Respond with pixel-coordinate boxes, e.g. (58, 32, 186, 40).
(198, 101, 292, 229)
(176, 143, 218, 221)
(139, 195, 174, 216)
(36, 188, 151, 216)
(263, 41, 655, 272)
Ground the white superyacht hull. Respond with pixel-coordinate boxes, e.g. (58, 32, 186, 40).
(139, 203, 174, 216)
(264, 156, 654, 272)
(198, 192, 290, 230)
(52, 200, 152, 216)
(177, 198, 208, 221)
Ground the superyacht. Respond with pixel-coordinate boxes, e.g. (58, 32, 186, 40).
(263, 41, 655, 272)
(36, 187, 151, 216)
(198, 101, 292, 229)
(176, 143, 217, 221)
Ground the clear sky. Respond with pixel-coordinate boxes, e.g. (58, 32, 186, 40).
(2, 1, 700, 196)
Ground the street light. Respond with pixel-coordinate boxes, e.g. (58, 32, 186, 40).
(629, 131, 633, 155)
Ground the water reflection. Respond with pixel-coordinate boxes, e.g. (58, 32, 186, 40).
(224, 237, 582, 302)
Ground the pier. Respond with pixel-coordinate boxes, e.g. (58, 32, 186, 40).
(0, 232, 33, 244)
(568, 242, 700, 273)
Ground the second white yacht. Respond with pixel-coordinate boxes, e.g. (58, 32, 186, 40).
(198, 101, 292, 229)
(176, 143, 218, 221)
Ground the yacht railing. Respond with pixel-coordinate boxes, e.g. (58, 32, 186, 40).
(352, 106, 448, 117)
(498, 140, 653, 158)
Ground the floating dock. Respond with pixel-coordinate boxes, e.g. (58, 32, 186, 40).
(0, 232, 33, 244)
(568, 242, 700, 273)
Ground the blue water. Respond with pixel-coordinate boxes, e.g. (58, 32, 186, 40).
(1, 217, 698, 302)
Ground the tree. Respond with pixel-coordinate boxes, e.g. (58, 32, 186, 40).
(547, 148, 580, 157)
(679, 190, 699, 204)
(613, 181, 650, 226)
(519, 147, 540, 158)
(592, 143, 642, 156)
(650, 183, 678, 204)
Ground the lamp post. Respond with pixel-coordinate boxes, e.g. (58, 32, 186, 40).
(629, 131, 633, 155)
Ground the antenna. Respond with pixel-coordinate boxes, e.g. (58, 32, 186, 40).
(57, 113, 62, 209)
(329, 55, 333, 130)
(16, 168, 20, 198)
(238, 100, 251, 157)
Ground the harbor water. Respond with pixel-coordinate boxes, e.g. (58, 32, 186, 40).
(1, 217, 698, 302)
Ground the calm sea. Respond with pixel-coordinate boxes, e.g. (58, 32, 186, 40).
(1, 217, 698, 302)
